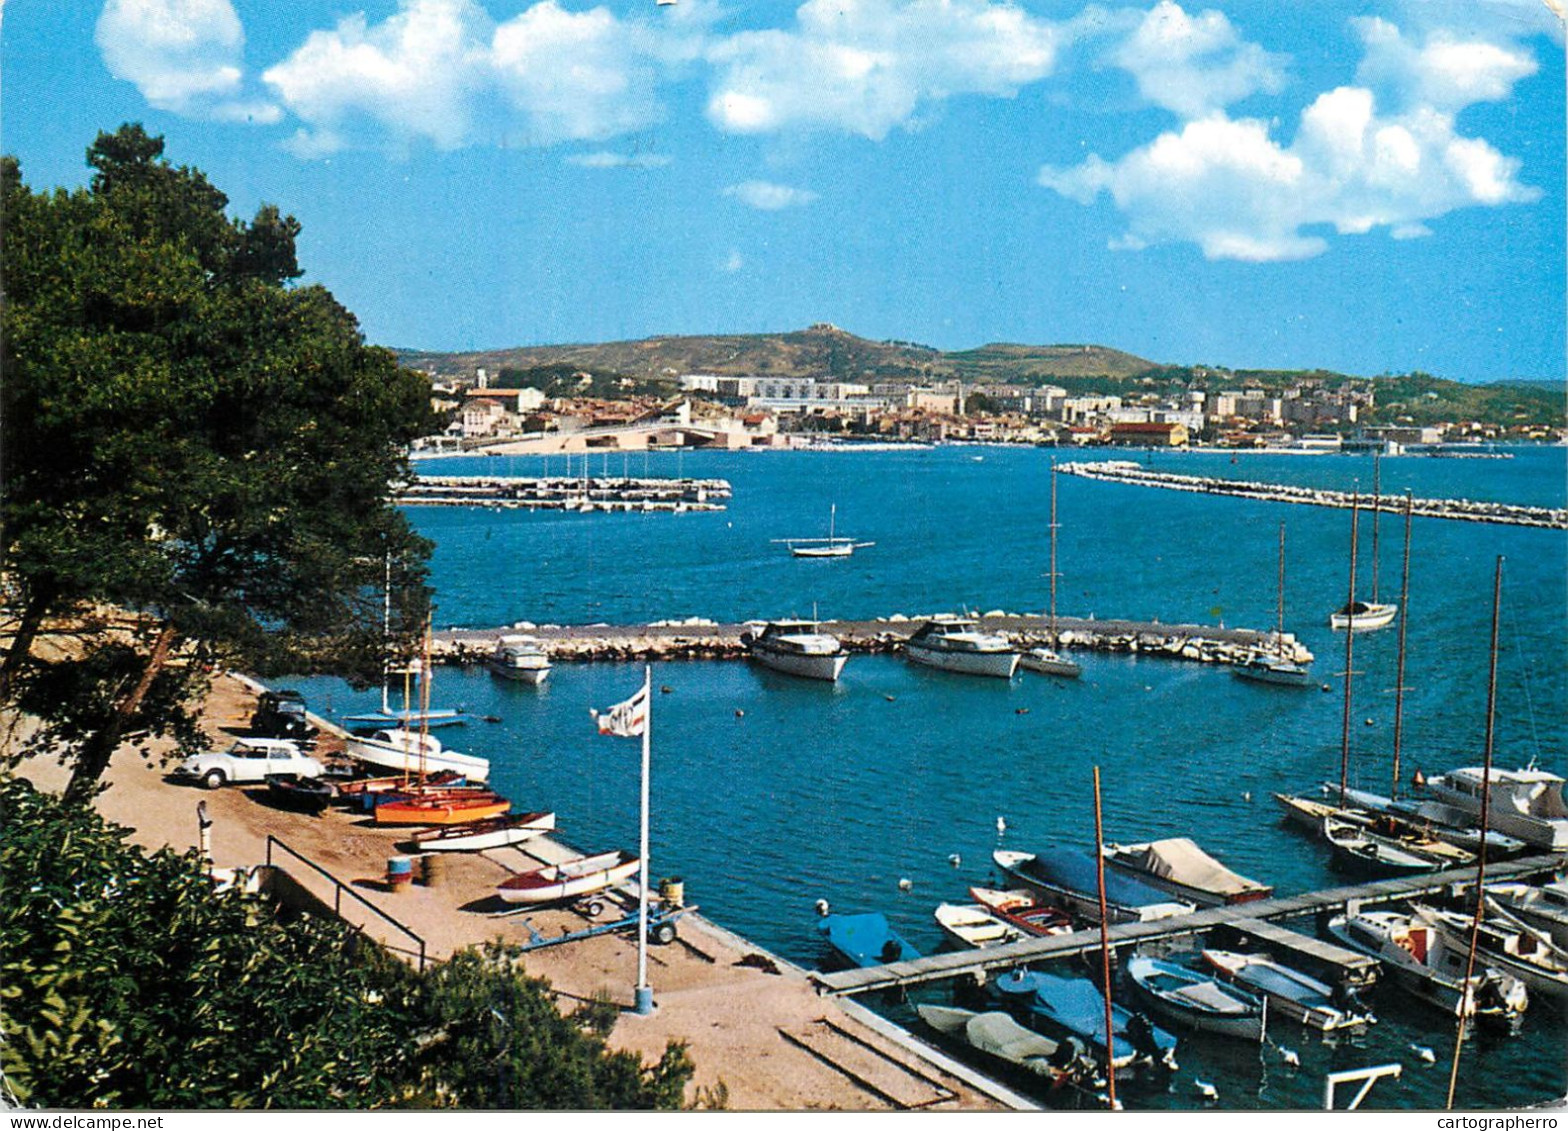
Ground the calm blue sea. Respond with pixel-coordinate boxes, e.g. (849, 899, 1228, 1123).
(287, 444, 1567, 1111)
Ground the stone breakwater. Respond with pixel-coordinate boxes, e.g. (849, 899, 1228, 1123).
(397, 474, 731, 513)
(431, 614, 1311, 669)
(1059, 460, 1568, 530)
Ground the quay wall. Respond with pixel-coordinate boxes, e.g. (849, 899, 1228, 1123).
(432, 614, 1309, 669)
(1059, 461, 1568, 530)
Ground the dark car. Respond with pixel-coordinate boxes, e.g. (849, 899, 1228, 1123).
(250, 689, 319, 745)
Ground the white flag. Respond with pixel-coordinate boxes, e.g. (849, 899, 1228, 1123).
(590, 682, 649, 738)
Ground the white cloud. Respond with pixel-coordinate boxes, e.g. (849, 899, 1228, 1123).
(705, 0, 1060, 138)
(1353, 17, 1538, 112)
(566, 150, 671, 169)
(723, 180, 819, 210)
(96, 0, 280, 121)
(1040, 84, 1540, 261)
(1108, 2, 1287, 118)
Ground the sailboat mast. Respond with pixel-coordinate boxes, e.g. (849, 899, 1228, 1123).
(381, 551, 392, 717)
(1092, 766, 1117, 1110)
(1050, 459, 1060, 641)
(1371, 453, 1382, 603)
(1275, 522, 1286, 644)
(1392, 493, 1414, 799)
(829, 503, 836, 544)
(1340, 490, 1360, 807)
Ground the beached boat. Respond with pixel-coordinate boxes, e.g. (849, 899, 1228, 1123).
(1019, 460, 1082, 680)
(1234, 522, 1312, 687)
(496, 849, 640, 905)
(989, 968, 1178, 1073)
(1338, 785, 1528, 858)
(485, 634, 551, 685)
(916, 1005, 1095, 1086)
(1125, 955, 1267, 1041)
(1412, 903, 1568, 1001)
(774, 505, 873, 558)
(1101, 838, 1273, 907)
(816, 912, 920, 968)
(933, 903, 1025, 949)
(1421, 765, 1568, 850)
(744, 620, 848, 682)
(1322, 816, 1450, 878)
(969, 887, 1075, 938)
(994, 848, 1193, 923)
(374, 792, 510, 826)
(1487, 882, 1568, 949)
(264, 773, 335, 815)
(1325, 909, 1529, 1023)
(345, 728, 491, 783)
(905, 616, 1020, 679)
(411, 810, 556, 852)
(1201, 949, 1375, 1032)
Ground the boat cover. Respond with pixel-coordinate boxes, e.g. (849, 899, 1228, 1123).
(1024, 847, 1179, 908)
(966, 1012, 1061, 1065)
(1124, 838, 1269, 898)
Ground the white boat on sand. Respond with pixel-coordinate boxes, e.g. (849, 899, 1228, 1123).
(412, 811, 556, 852)
(345, 728, 491, 784)
(905, 616, 1019, 679)
(744, 620, 848, 682)
(496, 849, 640, 905)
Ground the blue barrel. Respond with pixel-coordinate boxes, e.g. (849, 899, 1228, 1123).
(386, 855, 414, 887)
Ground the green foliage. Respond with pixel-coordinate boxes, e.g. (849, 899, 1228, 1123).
(0, 777, 695, 1110)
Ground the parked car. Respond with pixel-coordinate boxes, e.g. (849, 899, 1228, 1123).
(249, 690, 318, 745)
(174, 738, 325, 790)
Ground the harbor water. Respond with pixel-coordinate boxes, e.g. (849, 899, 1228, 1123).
(287, 444, 1567, 1111)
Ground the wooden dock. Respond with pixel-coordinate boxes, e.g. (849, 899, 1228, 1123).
(810, 853, 1564, 997)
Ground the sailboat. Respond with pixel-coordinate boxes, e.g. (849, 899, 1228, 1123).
(344, 563, 465, 729)
(1234, 522, 1311, 687)
(1331, 459, 1397, 630)
(1021, 459, 1082, 678)
(774, 504, 873, 558)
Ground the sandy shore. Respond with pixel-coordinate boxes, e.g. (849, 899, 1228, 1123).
(12, 672, 1014, 1112)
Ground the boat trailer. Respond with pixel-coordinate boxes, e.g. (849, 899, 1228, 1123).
(495, 898, 696, 952)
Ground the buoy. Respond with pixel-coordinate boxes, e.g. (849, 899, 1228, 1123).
(735, 709, 745, 718)
(660, 685, 673, 694)
(948, 853, 962, 867)
(996, 816, 1007, 835)
(1241, 791, 1252, 802)
(1365, 717, 1375, 726)
(1194, 1079, 1218, 1100)
(1412, 1044, 1437, 1064)
(814, 898, 831, 917)
(1015, 707, 1030, 715)
(1280, 1046, 1300, 1068)
(1321, 683, 1333, 692)
(898, 878, 913, 892)
(884, 694, 896, 702)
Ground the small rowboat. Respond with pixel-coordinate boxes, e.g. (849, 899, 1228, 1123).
(412, 811, 557, 852)
(375, 793, 510, 826)
(497, 849, 640, 904)
(969, 887, 1075, 937)
(817, 912, 920, 968)
(933, 903, 1024, 949)
(1126, 955, 1267, 1042)
(1201, 949, 1375, 1031)
(265, 774, 335, 815)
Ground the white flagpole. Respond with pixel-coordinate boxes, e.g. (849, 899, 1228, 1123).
(634, 663, 654, 1015)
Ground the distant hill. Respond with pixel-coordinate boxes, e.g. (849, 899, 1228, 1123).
(397, 323, 1158, 385)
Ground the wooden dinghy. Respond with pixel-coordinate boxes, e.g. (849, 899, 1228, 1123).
(375, 793, 510, 826)
(412, 811, 557, 852)
(496, 849, 640, 905)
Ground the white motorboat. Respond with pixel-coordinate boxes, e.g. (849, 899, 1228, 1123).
(1201, 949, 1374, 1032)
(1412, 903, 1568, 1001)
(1330, 600, 1398, 631)
(1338, 784, 1528, 858)
(1325, 909, 1529, 1023)
(1020, 647, 1081, 678)
(905, 616, 1020, 678)
(932, 903, 1025, 949)
(744, 620, 848, 682)
(1487, 882, 1568, 949)
(1422, 765, 1568, 849)
(345, 728, 491, 783)
(486, 634, 552, 685)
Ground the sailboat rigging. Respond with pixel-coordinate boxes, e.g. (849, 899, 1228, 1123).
(1022, 459, 1081, 678)
(1233, 522, 1311, 687)
(1332, 457, 1398, 631)
(774, 504, 874, 558)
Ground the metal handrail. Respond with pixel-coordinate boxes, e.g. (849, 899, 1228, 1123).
(265, 834, 428, 971)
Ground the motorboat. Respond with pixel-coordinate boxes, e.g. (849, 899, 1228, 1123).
(816, 912, 920, 968)
(1125, 955, 1267, 1042)
(1421, 765, 1568, 849)
(1020, 647, 1081, 678)
(374, 792, 510, 826)
(916, 1005, 1096, 1088)
(1330, 600, 1397, 631)
(1325, 909, 1529, 1024)
(1486, 882, 1568, 949)
(485, 634, 551, 685)
(744, 620, 848, 682)
(988, 968, 1178, 1074)
(1412, 903, 1568, 1001)
(1322, 816, 1453, 879)
(344, 728, 491, 783)
(1201, 949, 1375, 1032)
(1101, 837, 1272, 907)
(496, 849, 640, 905)
(411, 811, 556, 852)
(1338, 784, 1528, 858)
(994, 848, 1193, 923)
(932, 903, 1025, 949)
(968, 887, 1075, 938)
(904, 616, 1020, 679)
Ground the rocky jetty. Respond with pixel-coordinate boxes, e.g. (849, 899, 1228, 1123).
(397, 474, 731, 513)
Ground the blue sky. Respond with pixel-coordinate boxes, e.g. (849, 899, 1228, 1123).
(4, 0, 1564, 380)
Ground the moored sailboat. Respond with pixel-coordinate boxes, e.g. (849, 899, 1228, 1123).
(1021, 459, 1082, 679)
(1234, 522, 1312, 687)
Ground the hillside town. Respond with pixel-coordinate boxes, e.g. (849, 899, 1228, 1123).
(422, 366, 1562, 455)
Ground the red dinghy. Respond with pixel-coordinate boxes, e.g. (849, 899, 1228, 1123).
(969, 887, 1075, 937)
(497, 850, 639, 905)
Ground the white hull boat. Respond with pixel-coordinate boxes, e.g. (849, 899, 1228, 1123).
(497, 849, 639, 904)
(1126, 956, 1268, 1042)
(745, 621, 848, 682)
(905, 616, 1019, 679)
(1338, 784, 1527, 857)
(1487, 882, 1568, 949)
(1413, 904, 1568, 1001)
(933, 902, 1025, 949)
(412, 811, 556, 852)
(345, 728, 491, 784)
(1102, 837, 1272, 907)
(1020, 647, 1080, 678)
(1330, 601, 1398, 631)
(1423, 766, 1568, 850)
(775, 505, 873, 559)
(1201, 949, 1374, 1032)
(486, 634, 551, 685)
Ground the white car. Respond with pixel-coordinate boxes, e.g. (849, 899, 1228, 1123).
(175, 737, 325, 790)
